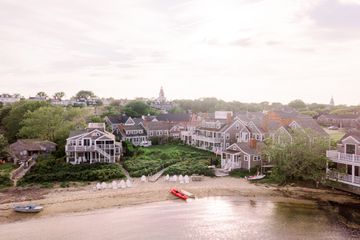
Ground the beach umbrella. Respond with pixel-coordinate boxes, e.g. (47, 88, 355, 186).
(101, 182, 107, 189)
(173, 175, 178, 182)
(96, 183, 102, 190)
(126, 179, 132, 188)
(184, 175, 190, 184)
(165, 174, 170, 181)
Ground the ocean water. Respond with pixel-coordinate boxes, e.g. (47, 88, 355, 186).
(0, 197, 357, 240)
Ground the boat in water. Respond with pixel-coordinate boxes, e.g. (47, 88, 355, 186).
(170, 188, 188, 201)
(13, 204, 43, 213)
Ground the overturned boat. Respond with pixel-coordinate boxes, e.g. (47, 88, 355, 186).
(13, 204, 43, 213)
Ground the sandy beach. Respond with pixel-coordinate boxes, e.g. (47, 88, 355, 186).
(1, 177, 359, 224)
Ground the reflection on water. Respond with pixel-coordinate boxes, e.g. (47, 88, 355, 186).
(0, 197, 357, 240)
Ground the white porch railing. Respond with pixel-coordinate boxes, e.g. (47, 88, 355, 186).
(327, 169, 360, 186)
(326, 150, 360, 165)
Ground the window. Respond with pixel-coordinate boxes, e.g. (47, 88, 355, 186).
(83, 139, 90, 146)
(254, 156, 261, 161)
(346, 144, 356, 154)
(244, 155, 248, 161)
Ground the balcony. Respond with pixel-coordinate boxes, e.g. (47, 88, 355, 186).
(326, 150, 360, 166)
(192, 134, 222, 144)
(327, 169, 360, 186)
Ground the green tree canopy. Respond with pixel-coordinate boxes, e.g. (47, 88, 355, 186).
(288, 99, 307, 110)
(123, 100, 158, 117)
(19, 106, 86, 143)
(75, 90, 96, 100)
(36, 91, 48, 99)
(264, 130, 328, 185)
(53, 92, 65, 100)
(2, 101, 50, 142)
(0, 134, 8, 158)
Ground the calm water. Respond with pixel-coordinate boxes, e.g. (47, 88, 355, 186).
(0, 197, 357, 240)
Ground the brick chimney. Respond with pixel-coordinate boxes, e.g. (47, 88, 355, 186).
(227, 112, 233, 125)
(249, 138, 257, 149)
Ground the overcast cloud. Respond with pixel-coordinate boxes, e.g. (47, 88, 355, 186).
(0, 0, 360, 104)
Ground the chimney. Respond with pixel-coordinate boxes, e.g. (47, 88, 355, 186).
(249, 138, 257, 149)
(227, 112, 233, 125)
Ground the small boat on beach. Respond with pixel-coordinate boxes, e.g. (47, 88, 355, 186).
(170, 188, 188, 201)
(13, 204, 43, 213)
(180, 189, 195, 199)
(246, 175, 266, 181)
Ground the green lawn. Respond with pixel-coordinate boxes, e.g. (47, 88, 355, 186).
(0, 163, 16, 189)
(123, 144, 217, 177)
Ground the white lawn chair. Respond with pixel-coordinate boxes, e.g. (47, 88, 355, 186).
(184, 175, 190, 184)
(126, 179, 132, 188)
(120, 180, 126, 189)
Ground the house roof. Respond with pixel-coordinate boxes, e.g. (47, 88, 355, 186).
(145, 121, 174, 131)
(291, 118, 329, 137)
(9, 139, 56, 155)
(234, 142, 264, 155)
(156, 113, 190, 122)
(106, 115, 130, 124)
(319, 114, 360, 120)
(341, 131, 360, 142)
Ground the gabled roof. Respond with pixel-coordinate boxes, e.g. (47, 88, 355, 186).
(156, 113, 190, 122)
(226, 142, 264, 155)
(106, 115, 130, 124)
(10, 139, 56, 154)
(145, 121, 174, 131)
(341, 131, 360, 143)
(290, 118, 329, 137)
(319, 114, 360, 120)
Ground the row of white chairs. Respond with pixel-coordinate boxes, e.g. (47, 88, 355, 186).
(165, 174, 190, 184)
(95, 179, 132, 190)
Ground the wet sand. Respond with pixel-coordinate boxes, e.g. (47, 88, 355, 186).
(0, 177, 359, 224)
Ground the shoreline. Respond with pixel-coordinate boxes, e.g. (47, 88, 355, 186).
(1, 177, 360, 225)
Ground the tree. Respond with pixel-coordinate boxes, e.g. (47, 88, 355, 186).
(36, 91, 48, 99)
(53, 92, 65, 101)
(19, 106, 86, 143)
(264, 130, 328, 185)
(169, 106, 185, 114)
(2, 101, 50, 142)
(288, 99, 307, 110)
(0, 134, 8, 158)
(123, 100, 157, 117)
(75, 90, 96, 100)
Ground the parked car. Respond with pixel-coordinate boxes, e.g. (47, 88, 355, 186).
(328, 126, 339, 130)
(139, 141, 152, 147)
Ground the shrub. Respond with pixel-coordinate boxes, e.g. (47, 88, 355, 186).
(19, 155, 125, 185)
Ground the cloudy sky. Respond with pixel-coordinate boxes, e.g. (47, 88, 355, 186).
(1, 0, 360, 105)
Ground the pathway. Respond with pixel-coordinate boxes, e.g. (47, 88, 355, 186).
(10, 160, 36, 186)
(118, 164, 131, 180)
(214, 168, 229, 177)
(149, 167, 169, 182)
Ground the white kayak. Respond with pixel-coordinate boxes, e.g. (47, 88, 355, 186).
(13, 204, 43, 213)
(246, 175, 266, 181)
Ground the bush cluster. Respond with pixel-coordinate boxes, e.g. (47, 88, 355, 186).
(19, 156, 125, 184)
(164, 159, 215, 176)
(123, 144, 218, 177)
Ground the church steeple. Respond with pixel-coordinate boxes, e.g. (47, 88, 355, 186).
(159, 86, 164, 99)
(330, 96, 335, 106)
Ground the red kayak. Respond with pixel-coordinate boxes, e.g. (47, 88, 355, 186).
(170, 188, 188, 201)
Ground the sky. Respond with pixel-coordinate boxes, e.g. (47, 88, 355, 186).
(0, 0, 360, 105)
